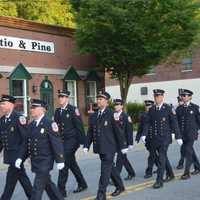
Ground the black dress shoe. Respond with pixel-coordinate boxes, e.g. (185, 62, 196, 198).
(111, 187, 125, 197)
(163, 175, 175, 182)
(191, 169, 200, 175)
(180, 173, 190, 180)
(124, 174, 135, 181)
(144, 174, 152, 179)
(73, 185, 88, 193)
(153, 182, 163, 189)
(176, 164, 184, 170)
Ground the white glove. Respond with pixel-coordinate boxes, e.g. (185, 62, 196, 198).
(83, 148, 88, 154)
(15, 158, 22, 169)
(176, 139, 183, 146)
(172, 133, 175, 140)
(141, 136, 146, 144)
(57, 163, 65, 170)
(128, 145, 134, 150)
(121, 148, 129, 154)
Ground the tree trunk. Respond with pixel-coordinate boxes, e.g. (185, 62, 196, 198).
(118, 72, 132, 111)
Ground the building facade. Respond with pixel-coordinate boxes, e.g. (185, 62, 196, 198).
(0, 16, 104, 120)
(106, 48, 200, 105)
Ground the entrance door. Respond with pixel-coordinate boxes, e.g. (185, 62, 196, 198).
(40, 79, 54, 119)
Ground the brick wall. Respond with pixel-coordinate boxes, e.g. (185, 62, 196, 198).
(106, 46, 200, 86)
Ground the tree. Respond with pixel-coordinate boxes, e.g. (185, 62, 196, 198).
(70, 0, 82, 12)
(75, 0, 200, 102)
(0, 0, 75, 28)
(0, 2, 17, 17)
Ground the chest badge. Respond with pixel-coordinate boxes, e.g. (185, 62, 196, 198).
(40, 128, 45, 134)
(66, 114, 70, 118)
(162, 117, 166, 121)
(190, 110, 193, 114)
(104, 121, 108, 126)
(10, 127, 14, 132)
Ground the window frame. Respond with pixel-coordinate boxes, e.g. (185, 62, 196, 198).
(65, 80, 77, 106)
(86, 80, 97, 104)
(11, 79, 28, 116)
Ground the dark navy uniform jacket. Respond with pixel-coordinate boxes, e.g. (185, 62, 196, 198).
(136, 111, 158, 149)
(21, 115, 64, 173)
(85, 107, 127, 154)
(116, 112, 133, 146)
(142, 103, 181, 146)
(136, 112, 148, 143)
(0, 110, 27, 165)
(176, 102, 200, 141)
(54, 104, 86, 151)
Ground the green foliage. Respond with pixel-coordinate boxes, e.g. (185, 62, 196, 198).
(0, 2, 17, 17)
(126, 102, 145, 124)
(109, 101, 145, 124)
(76, 0, 199, 69)
(75, 0, 200, 101)
(70, 0, 82, 12)
(0, 0, 75, 28)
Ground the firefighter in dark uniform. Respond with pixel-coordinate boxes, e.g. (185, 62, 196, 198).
(84, 91, 127, 200)
(136, 100, 159, 179)
(54, 90, 87, 198)
(0, 94, 32, 200)
(176, 95, 185, 169)
(176, 89, 200, 179)
(141, 89, 183, 189)
(113, 99, 136, 180)
(16, 99, 65, 200)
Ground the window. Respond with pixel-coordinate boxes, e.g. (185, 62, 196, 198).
(182, 58, 192, 71)
(65, 80, 77, 106)
(86, 81, 97, 104)
(11, 79, 28, 116)
(9, 63, 32, 117)
(141, 87, 148, 95)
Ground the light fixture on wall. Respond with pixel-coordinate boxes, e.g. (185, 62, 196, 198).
(32, 84, 38, 93)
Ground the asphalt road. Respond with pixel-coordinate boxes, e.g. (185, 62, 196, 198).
(0, 140, 200, 200)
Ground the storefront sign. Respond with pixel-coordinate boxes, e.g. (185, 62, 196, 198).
(0, 35, 54, 53)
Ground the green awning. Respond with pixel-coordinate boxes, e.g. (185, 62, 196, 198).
(9, 63, 32, 80)
(64, 66, 81, 80)
(86, 70, 100, 81)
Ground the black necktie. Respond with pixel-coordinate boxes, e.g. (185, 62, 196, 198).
(33, 121, 37, 128)
(98, 111, 102, 119)
(156, 106, 159, 111)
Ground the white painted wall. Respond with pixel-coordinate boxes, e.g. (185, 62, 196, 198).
(106, 78, 200, 105)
